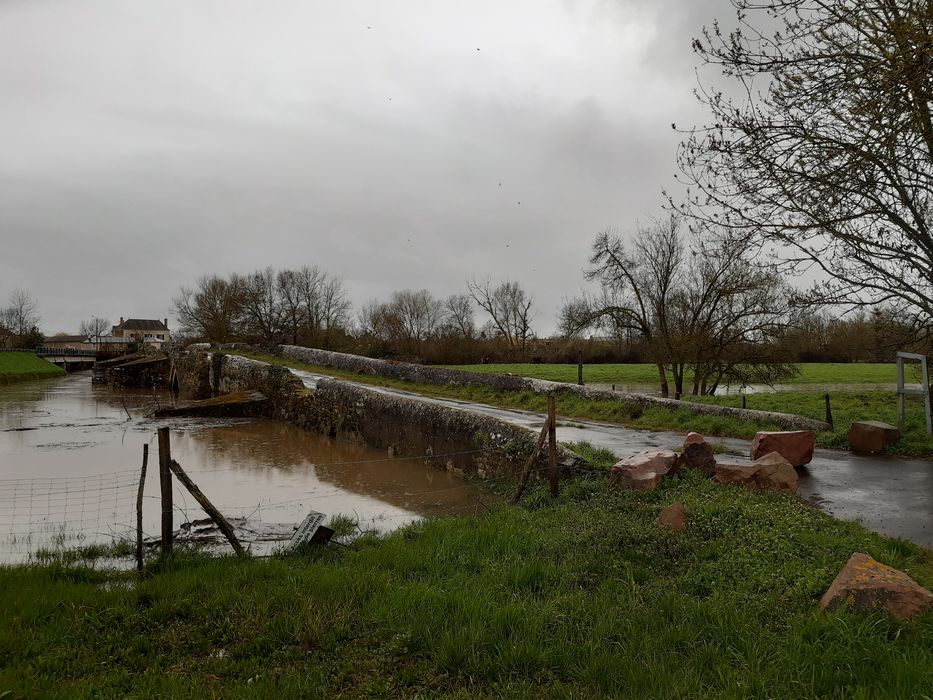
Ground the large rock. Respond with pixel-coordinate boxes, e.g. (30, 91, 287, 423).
(657, 503, 687, 532)
(610, 449, 678, 491)
(848, 421, 901, 455)
(682, 432, 717, 476)
(820, 552, 933, 620)
(715, 452, 798, 494)
(750, 430, 814, 466)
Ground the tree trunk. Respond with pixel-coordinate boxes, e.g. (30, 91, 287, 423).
(656, 364, 669, 397)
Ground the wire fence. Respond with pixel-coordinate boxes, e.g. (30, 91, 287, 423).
(0, 443, 550, 564)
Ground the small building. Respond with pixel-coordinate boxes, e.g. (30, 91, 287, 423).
(44, 335, 95, 351)
(111, 318, 171, 348)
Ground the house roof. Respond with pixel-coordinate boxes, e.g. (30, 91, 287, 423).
(46, 335, 89, 344)
(113, 319, 169, 332)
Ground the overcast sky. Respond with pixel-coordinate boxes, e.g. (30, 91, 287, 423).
(0, 0, 732, 336)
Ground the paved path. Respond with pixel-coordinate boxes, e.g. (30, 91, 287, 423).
(291, 369, 933, 549)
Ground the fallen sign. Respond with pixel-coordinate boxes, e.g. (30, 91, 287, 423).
(288, 511, 335, 549)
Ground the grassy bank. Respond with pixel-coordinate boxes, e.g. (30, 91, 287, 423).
(233, 351, 933, 457)
(444, 362, 901, 386)
(2, 471, 931, 698)
(0, 352, 65, 385)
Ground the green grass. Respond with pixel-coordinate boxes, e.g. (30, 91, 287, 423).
(2, 472, 931, 698)
(0, 352, 65, 384)
(234, 351, 933, 457)
(444, 362, 902, 386)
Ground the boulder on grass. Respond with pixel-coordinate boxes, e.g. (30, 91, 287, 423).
(682, 432, 717, 476)
(750, 430, 814, 466)
(848, 421, 901, 455)
(820, 552, 933, 620)
(610, 449, 678, 491)
(657, 503, 687, 532)
(715, 452, 798, 494)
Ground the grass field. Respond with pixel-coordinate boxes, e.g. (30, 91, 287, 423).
(444, 362, 902, 387)
(0, 352, 64, 384)
(2, 471, 931, 698)
(236, 352, 933, 457)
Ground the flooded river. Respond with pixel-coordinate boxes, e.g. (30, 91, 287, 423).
(0, 373, 491, 562)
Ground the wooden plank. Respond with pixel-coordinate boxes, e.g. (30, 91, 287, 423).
(510, 419, 551, 505)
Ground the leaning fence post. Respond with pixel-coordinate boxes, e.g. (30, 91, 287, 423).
(168, 458, 245, 556)
(824, 393, 834, 429)
(158, 427, 173, 555)
(577, 350, 583, 386)
(510, 418, 550, 505)
(136, 444, 148, 571)
(547, 393, 558, 498)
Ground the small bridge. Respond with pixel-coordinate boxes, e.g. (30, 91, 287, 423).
(34, 347, 98, 372)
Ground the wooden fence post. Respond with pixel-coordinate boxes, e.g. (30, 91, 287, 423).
(158, 427, 173, 555)
(510, 419, 551, 505)
(547, 393, 558, 498)
(136, 444, 148, 571)
(577, 350, 583, 386)
(824, 394, 833, 428)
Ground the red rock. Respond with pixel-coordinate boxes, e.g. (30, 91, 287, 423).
(820, 552, 933, 620)
(715, 452, 798, 494)
(682, 432, 717, 476)
(610, 449, 678, 491)
(848, 421, 901, 455)
(750, 430, 814, 466)
(657, 503, 687, 532)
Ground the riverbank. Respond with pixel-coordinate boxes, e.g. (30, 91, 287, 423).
(2, 469, 932, 697)
(234, 351, 933, 457)
(0, 351, 64, 384)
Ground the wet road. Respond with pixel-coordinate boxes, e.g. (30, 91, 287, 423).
(294, 369, 933, 549)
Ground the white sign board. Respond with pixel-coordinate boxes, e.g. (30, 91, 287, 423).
(288, 511, 328, 549)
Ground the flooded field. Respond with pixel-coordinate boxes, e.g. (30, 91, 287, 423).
(0, 373, 491, 563)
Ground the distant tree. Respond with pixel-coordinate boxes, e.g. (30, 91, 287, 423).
(173, 275, 244, 343)
(467, 279, 534, 350)
(239, 267, 285, 344)
(561, 217, 795, 396)
(0, 290, 41, 348)
(443, 294, 476, 339)
(79, 317, 111, 341)
(677, 0, 933, 331)
(294, 265, 352, 348)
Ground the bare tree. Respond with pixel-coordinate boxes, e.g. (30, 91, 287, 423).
(276, 269, 306, 345)
(173, 275, 244, 343)
(467, 279, 534, 350)
(296, 265, 352, 347)
(79, 317, 111, 342)
(0, 290, 41, 348)
(239, 267, 285, 344)
(561, 217, 794, 396)
(443, 294, 476, 339)
(677, 0, 933, 330)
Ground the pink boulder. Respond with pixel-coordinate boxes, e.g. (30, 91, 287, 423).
(715, 452, 799, 494)
(820, 552, 933, 620)
(848, 421, 901, 455)
(682, 432, 717, 476)
(750, 430, 814, 466)
(610, 449, 678, 491)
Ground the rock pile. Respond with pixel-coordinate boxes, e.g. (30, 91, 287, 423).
(610, 432, 800, 495)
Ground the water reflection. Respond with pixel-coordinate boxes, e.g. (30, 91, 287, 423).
(0, 373, 489, 561)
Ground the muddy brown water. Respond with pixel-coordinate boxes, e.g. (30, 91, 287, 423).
(0, 373, 491, 562)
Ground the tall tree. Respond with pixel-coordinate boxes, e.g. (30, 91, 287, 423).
(677, 0, 933, 329)
(467, 279, 534, 350)
(79, 317, 111, 341)
(173, 275, 244, 343)
(561, 218, 795, 396)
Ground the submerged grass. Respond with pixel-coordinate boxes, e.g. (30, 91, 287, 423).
(234, 351, 933, 457)
(2, 472, 932, 698)
(0, 352, 65, 384)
